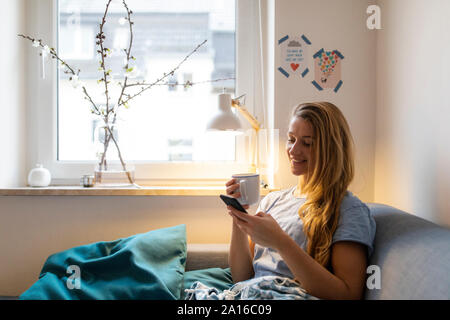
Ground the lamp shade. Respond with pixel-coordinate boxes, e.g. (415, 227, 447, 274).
(206, 93, 243, 131)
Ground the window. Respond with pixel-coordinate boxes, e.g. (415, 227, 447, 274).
(58, 0, 236, 163)
(27, 0, 262, 184)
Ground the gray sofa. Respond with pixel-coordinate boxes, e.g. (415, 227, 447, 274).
(186, 203, 450, 300)
(2, 203, 449, 300)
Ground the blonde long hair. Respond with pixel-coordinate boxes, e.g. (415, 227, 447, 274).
(292, 102, 355, 268)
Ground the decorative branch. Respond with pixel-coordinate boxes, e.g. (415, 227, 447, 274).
(115, 0, 135, 114)
(18, 34, 101, 116)
(97, 0, 133, 172)
(98, 0, 135, 168)
(125, 77, 236, 89)
(96, 0, 113, 117)
(18, 34, 76, 75)
(115, 39, 208, 111)
(101, 38, 210, 167)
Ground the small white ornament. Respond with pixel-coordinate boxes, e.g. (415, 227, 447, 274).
(28, 164, 51, 187)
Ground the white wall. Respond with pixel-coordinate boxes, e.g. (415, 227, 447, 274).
(273, 0, 377, 203)
(0, 0, 27, 187)
(375, 0, 450, 227)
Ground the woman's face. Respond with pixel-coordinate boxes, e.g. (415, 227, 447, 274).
(286, 117, 315, 176)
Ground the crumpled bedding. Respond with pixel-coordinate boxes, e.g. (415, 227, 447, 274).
(184, 275, 320, 300)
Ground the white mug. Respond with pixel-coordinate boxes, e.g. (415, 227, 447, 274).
(232, 173, 260, 206)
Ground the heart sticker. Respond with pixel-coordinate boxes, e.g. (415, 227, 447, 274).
(291, 63, 300, 71)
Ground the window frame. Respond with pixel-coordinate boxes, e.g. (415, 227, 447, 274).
(26, 0, 263, 185)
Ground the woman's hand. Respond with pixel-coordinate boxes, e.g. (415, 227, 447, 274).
(225, 178, 250, 211)
(226, 205, 288, 251)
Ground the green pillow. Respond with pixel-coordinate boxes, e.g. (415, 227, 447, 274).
(20, 224, 187, 300)
(181, 267, 234, 299)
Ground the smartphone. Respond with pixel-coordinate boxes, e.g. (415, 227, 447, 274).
(220, 194, 248, 213)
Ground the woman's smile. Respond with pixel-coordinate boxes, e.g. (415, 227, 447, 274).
(291, 159, 307, 166)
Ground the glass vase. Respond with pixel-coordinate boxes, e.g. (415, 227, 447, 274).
(93, 121, 135, 187)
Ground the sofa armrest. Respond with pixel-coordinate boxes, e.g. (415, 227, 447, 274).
(366, 203, 450, 299)
(186, 244, 230, 271)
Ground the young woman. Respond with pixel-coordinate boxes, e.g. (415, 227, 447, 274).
(225, 102, 376, 300)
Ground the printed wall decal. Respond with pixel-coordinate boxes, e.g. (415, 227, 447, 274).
(312, 48, 344, 92)
(278, 34, 312, 78)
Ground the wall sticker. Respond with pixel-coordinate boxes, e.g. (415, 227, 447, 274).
(278, 34, 312, 78)
(312, 48, 344, 93)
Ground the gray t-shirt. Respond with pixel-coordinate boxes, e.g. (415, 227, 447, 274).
(252, 186, 376, 279)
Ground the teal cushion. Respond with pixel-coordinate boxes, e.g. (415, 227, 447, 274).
(20, 224, 187, 300)
(180, 267, 233, 299)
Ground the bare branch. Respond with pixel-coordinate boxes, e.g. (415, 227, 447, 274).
(116, 39, 207, 109)
(18, 34, 76, 75)
(96, 0, 113, 116)
(124, 77, 236, 88)
(115, 0, 135, 116)
(18, 33, 100, 115)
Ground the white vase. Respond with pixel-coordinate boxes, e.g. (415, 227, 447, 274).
(28, 164, 51, 187)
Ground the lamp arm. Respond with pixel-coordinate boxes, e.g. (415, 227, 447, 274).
(231, 99, 261, 174)
(231, 100, 261, 132)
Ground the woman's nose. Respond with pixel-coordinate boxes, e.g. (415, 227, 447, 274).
(288, 142, 301, 155)
(288, 148, 302, 159)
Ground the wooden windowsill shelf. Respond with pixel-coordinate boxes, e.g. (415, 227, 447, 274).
(0, 186, 277, 196)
